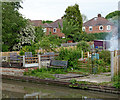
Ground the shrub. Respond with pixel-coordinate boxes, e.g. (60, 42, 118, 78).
(77, 41, 90, 52)
(20, 44, 36, 55)
(113, 75, 120, 88)
(19, 50, 25, 56)
(56, 47, 81, 68)
(99, 50, 110, 65)
(2, 44, 9, 52)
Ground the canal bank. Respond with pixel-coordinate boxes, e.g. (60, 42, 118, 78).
(2, 74, 120, 94)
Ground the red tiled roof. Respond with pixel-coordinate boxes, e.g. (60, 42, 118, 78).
(30, 20, 43, 27)
(43, 23, 52, 28)
(83, 16, 114, 27)
(49, 19, 63, 28)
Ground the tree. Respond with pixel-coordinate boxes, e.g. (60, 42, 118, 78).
(2, 2, 27, 51)
(63, 4, 83, 42)
(105, 11, 120, 26)
(105, 10, 120, 19)
(34, 25, 45, 42)
(13, 22, 35, 50)
(82, 14, 88, 23)
(60, 19, 79, 41)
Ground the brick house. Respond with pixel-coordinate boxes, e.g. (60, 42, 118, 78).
(82, 14, 114, 34)
(30, 19, 65, 38)
(30, 20, 43, 27)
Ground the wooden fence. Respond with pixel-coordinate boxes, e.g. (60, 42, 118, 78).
(2, 51, 20, 56)
(111, 50, 120, 78)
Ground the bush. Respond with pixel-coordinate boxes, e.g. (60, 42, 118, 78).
(19, 50, 25, 56)
(77, 41, 90, 52)
(20, 44, 36, 55)
(2, 44, 9, 52)
(113, 75, 120, 88)
(99, 50, 110, 65)
(56, 47, 81, 68)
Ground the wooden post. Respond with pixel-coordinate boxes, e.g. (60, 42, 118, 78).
(23, 55, 25, 67)
(38, 55, 41, 69)
(118, 55, 120, 75)
(111, 51, 114, 80)
(111, 50, 120, 80)
(87, 52, 90, 58)
(81, 51, 83, 59)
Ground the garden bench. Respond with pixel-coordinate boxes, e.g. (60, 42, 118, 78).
(47, 60, 68, 70)
(9, 53, 22, 67)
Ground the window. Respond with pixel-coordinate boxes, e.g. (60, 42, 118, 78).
(43, 28, 47, 32)
(107, 25, 111, 30)
(99, 25, 103, 30)
(89, 26, 93, 31)
(53, 28, 57, 33)
(82, 27, 85, 31)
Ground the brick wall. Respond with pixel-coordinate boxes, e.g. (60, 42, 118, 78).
(46, 28, 61, 35)
(84, 25, 113, 34)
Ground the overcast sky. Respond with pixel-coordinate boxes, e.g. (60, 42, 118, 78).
(19, 0, 119, 21)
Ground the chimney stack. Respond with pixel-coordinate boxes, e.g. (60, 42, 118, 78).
(98, 14, 101, 17)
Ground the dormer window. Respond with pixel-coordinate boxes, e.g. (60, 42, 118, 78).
(107, 25, 111, 30)
(99, 25, 103, 30)
(89, 26, 93, 31)
(53, 28, 56, 33)
(82, 27, 85, 31)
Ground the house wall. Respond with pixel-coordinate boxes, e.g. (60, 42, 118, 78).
(84, 25, 113, 34)
(46, 28, 61, 35)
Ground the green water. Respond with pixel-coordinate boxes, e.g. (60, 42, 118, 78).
(2, 79, 119, 99)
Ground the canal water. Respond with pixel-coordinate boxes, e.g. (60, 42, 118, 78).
(2, 79, 119, 99)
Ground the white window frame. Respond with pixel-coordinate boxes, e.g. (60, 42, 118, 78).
(53, 28, 57, 33)
(43, 28, 47, 32)
(82, 27, 85, 31)
(99, 25, 103, 30)
(107, 25, 111, 30)
(89, 26, 93, 31)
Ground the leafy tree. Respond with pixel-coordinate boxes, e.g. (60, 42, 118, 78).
(105, 10, 120, 19)
(63, 4, 83, 42)
(13, 22, 35, 50)
(60, 19, 79, 41)
(34, 25, 45, 42)
(105, 10, 120, 26)
(2, 2, 27, 51)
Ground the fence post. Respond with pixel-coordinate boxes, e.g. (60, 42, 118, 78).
(87, 52, 90, 58)
(38, 55, 41, 69)
(111, 51, 114, 80)
(81, 51, 83, 59)
(23, 55, 25, 67)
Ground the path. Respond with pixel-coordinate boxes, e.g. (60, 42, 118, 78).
(61, 72, 111, 83)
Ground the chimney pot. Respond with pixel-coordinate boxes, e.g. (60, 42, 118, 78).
(98, 14, 101, 17)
